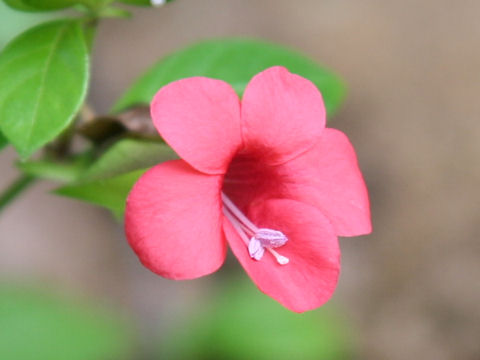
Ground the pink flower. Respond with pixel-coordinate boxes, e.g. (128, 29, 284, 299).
(125, 66, 371, 312)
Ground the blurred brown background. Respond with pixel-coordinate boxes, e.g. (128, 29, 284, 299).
(1, 0, 479, 359)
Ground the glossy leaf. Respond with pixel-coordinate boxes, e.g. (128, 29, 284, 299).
(113, 38, 345, 117)
(0, 283, 134, 360)
(55, 169, 144, 216)
(83, 138, 176, 179)
(0, 20, 89, 158)
(159, 279, 354, 359)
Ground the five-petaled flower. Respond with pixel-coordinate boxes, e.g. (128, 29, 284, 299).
(125, 66, 371, 312)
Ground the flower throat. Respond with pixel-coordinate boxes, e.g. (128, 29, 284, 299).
(222, 193, 289, 265)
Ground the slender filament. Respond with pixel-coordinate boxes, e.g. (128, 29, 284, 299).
(222, 193, 289, 265)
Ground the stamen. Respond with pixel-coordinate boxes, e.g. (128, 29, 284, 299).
(222, 192, 289, 265)
(248, 238, 265, 260)
(255, 228, 288, 248)
(221, 193, 258, 234)
(222, 208, 250, 246)
(267, 248, 290, 265)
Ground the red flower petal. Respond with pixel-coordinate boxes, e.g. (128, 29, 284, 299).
(125, 160, 226, 279)
(223, 128, 371, 236)
(277, 128, 371, 236)
(223, 198, 340, 313)
(241, 66, 326, 165)
(151, 77, 242, 175)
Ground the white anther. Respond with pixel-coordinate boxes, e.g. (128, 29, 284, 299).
(248, 238, 265, 260)
(255, 228, 288, 248)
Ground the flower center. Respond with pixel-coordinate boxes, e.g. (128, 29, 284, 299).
(222, 193, 289, 265)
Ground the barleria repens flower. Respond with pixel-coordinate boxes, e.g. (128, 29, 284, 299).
(125, 66, 371, 312)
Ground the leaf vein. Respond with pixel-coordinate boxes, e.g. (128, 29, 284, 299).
(24, 23, 70, 151)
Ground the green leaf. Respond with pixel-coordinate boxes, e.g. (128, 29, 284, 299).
(18, 154, 92, 182)
(55, 139, 175, 215)
(159, 279, 354, 360)
(97, 5, 131, 18)
(0, 130, 7, 150)
(55, 169, 144, 216)
(23, 0, 79, 10)
(113, 38, 345, 117)
(0, 283, 134, 360)
(3, 0, 106, 11)
(0, 20, 89, 159)
(3, 0, 38, 11)
(83, 138, 176, 180)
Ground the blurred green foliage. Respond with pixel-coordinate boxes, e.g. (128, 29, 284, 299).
(159, 279, 355, 360)
(0, 2, 53, 47)
(113, 38, 346, 117)
(55, 168, 144, 217)
(0, 131, 7, 150)
(5, 0, 86, 11)
(0, 283, 134, 360)
(81, 139, 176, 180)
(18, 152, 92, 182)
(3, 0, 119, 12)
(54, 139, 177, 216)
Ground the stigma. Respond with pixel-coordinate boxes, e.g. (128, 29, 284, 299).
(222, 193, 289, 265)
